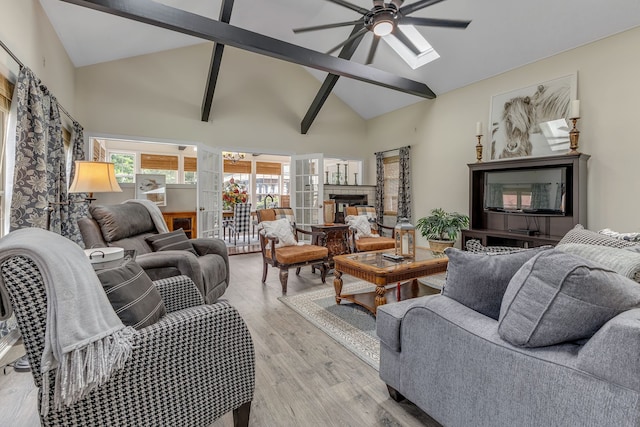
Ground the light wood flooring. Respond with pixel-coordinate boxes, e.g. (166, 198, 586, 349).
(0, 252, 440, 427)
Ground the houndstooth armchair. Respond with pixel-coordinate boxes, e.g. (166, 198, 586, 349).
(1, 257, 255, 427)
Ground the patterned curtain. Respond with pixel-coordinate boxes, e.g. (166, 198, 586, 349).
(63, 122, 89, 246)
(530, 183, 551, 209)
(486, 184, 505, 208)
(375, 152, 384, 230)
(46, 96, 65, 234)
(397, 146, 412, 222)
(10, 68, 52, 231)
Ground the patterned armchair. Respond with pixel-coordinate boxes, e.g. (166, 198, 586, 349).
(256, 208, 329, 293)
(0, 257, 255, 426)
(344, 206, 396, 252)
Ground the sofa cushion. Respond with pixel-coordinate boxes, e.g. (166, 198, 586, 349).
(96, 259, 166, 329)
(266, 245, 328, 264)
(346, 215, 375, 239)
(355, 237, 395, 252)
(442, 247, 549, 320)
(498, 249, 640, 347)
(465, 239, 531, 254)
(260, 218, 297, 248)
(145, 229, 197, 255)
(559, 224, 640, 249)
(556, 243, 640, 282)
(90, 204, 156, 242)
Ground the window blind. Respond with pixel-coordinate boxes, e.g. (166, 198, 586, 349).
(224, 160, 251, 174)
(256, 161, 281, 175)
(0, 75, 13, 112)
(184, 157, 197, 172)
(141, 154, 179, 170)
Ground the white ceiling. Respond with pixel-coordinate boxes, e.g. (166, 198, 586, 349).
(40, 0, 640, 119)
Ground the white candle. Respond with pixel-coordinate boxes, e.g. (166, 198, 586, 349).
(570, 100, 580, 118)
(476, 121, 483, 135)
(402, 234, 409, 255)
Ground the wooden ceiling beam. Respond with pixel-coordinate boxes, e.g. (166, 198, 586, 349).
(201, 0, 234, 122)
(60, 0, 437, 100)
(301, 25, 365, 135)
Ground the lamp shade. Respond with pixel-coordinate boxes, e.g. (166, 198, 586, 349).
(69, 161, 122, 194)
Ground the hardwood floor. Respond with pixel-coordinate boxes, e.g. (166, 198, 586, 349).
(0, 252, 440, 427)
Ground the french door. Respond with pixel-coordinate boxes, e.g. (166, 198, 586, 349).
(291, 153, 324, 242)
(197, 145, 223, 238)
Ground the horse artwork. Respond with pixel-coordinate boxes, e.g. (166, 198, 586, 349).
(489, 74, 576, 160)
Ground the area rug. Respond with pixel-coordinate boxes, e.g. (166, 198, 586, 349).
(278, 273, 447, 371)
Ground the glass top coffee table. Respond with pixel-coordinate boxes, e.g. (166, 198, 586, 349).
(332, 248, 448, 316)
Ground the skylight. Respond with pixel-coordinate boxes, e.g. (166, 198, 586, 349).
(382, 25, 439, 69)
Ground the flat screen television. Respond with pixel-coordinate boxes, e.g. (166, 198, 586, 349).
(483, 167, 567, 215)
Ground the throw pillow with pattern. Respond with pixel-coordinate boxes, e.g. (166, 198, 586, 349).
(260, 218, 297, 248)
(345, 215, 377, 240)
(146, 229, 198, 255)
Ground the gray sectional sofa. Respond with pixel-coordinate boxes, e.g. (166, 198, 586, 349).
(377, 226, 640, 427)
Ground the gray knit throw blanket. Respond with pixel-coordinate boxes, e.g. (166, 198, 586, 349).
(0, 228, 134, 415)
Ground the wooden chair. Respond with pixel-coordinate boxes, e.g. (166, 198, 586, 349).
(256, 208, 329, 293)
(345, 206, 396, 252)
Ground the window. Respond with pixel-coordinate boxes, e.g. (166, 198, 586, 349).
(383, 156, 399, 215)
(255, 161, 283, 209)
(184, 156, 197, 184)
(501, 186, 533, 210)
(0, 75, 14, 237)
(110, 152, 136, 183)
(140, 154, 178, 184)
(223, 160, 251, 209)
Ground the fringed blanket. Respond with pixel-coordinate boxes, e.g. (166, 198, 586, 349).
(0, 228, 134, 415)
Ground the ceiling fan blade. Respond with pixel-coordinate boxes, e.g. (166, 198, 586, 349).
(393, 27, 421, 55)
(400, 16, 471, 29)
(293, 19, 364, 33)
(326, 27, 369, 55)
(389, 0, 405, 9)
(326, 0, 371, 15)
(365, 36, 380, 65)
(399, 0, 445, 16)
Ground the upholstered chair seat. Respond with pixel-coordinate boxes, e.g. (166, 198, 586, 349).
(344, 206, 396, 252)
(79, 203, 229, 303)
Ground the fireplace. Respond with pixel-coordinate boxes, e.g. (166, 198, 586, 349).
(329, 194, 368, 223)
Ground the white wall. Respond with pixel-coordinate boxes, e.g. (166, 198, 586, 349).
(75, 44, 368, 159)
(367, 26, 640, 245)
(0, 0, 76, 115)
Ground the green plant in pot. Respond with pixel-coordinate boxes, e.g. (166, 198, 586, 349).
(416, 208, 470, 252)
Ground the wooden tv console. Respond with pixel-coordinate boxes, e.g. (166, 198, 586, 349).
(462, 153, 590, 249)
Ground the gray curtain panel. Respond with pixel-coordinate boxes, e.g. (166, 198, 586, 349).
(375, 152, 384, 232)
(46, 95, 65, 234)
(486, 184, 505, 208)
(63, 122, 89, 246)
(530, 183, 551, 209)
(11, 67, 52, 231)
(397, 146, 412, 222)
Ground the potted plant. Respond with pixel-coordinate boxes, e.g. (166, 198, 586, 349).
(416, 208, 470, 252)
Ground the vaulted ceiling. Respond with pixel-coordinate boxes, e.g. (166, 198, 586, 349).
(41, 0, 640, 122)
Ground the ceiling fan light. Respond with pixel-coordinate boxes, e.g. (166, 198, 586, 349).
(373, 20, 394, 36)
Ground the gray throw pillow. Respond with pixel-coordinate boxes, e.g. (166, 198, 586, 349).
(556, 243, 640, 283)
(442, 247, 550, 320)
(498, 250, 640, 347)
(146, 229, 197, 255)
(559, 224, 640, 249)
(96, 259, 167, 329)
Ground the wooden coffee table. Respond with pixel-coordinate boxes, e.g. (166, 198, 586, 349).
(332, 248, 448, 315)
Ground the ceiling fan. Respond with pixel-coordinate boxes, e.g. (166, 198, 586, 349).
(293, 0, 471, 65)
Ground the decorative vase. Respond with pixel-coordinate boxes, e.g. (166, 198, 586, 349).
(323, 200, 336, 225)
(428, 239, 454, 253)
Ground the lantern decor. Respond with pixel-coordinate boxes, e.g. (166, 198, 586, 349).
(323, 200, 336, 225)
(394, 217, 416, 258)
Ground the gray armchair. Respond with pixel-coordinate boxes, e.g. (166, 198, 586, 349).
(0, 256, 255, 426)
(79, 203, 229, 303)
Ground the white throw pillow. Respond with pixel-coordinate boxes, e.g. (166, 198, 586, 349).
(260, 218, 297, 248)
(345, 215, 378, 240)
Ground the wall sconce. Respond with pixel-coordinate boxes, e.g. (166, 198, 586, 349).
(68, 161, 122, 203)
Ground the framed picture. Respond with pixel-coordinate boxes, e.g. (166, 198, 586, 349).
(136, 174, 166, 206)
(488, 73, 577, 160)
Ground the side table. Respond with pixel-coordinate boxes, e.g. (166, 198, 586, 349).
(311, 224, 351, 269)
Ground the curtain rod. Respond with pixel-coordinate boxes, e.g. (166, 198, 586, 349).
(0, 39, 78, 124)
(374, 145, 410, 155)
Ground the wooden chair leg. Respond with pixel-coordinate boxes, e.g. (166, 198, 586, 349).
(320, 262, 329, 284)
(295, 267, 301, 276)
(233, 401, 251, 427)
(279, 268, 289, 293)
(262, 262, 268, 283)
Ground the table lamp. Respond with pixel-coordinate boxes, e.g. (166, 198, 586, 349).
(68, 161, 122, 203)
